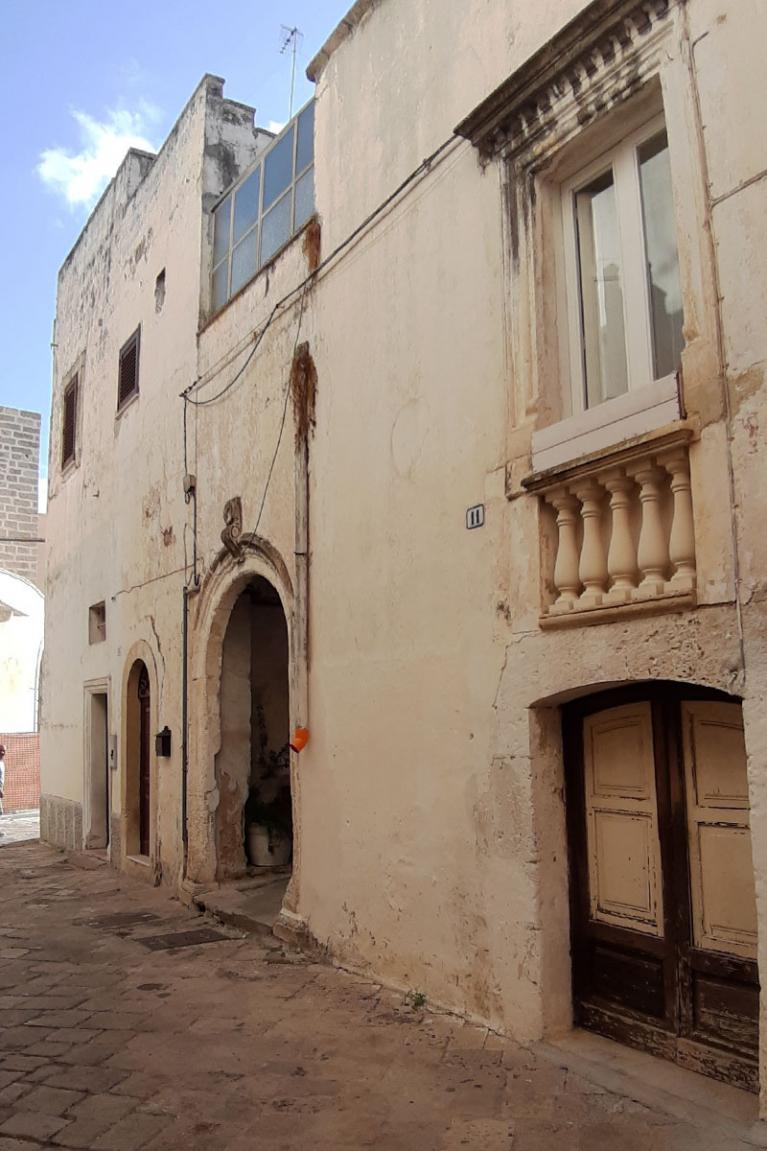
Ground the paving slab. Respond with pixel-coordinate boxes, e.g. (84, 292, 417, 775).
(0, 810, 39, 847)
(0, 840, 762, 1149)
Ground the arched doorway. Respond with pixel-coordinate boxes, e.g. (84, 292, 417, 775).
(564, 683, 759, 1090)
(216, 577, 291, 881)
(125, 659, 152, 859)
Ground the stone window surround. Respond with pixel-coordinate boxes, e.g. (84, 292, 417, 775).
(61, 374, 78, 471)
(532, 89, 682, 471)
(456, 0, 717, 478)
(117, 326, 141, 415)
(60, 354, 85, 479)
(88, 601, 107, 645)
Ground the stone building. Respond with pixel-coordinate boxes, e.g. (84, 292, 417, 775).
(0, 406, 43, 589)
(0, 406, 44, 734)
(41, 0, 767, 1109)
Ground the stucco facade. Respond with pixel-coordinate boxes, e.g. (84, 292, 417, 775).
(42, 0, 767, 1108)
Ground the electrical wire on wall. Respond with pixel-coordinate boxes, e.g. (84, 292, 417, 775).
(184, 301, 282, 409)
(179, 131, 464, 585)
(254, 280, 308, 537)
(182, 395, 200, 589)
(181, 133, 461, 409)
(174, 130, 463, 877)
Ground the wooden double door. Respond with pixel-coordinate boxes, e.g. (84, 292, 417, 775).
(565, 687, 759, 1090)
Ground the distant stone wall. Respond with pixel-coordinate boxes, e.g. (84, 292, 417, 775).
(0, 732, 40, 812)
(0, 407, 42, 586)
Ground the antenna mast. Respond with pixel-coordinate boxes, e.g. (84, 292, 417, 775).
(280, 25, 303, 120)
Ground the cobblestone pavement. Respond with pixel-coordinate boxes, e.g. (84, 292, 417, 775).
(0, 810, 40, 846)
(0, 842, 760, 1150)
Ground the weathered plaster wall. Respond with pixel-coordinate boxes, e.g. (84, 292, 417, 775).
(294, 0, 767, 1056)
(311, 0, 587, 253)
(298, 0, 588, 1031)
(41, 75, 275, 877)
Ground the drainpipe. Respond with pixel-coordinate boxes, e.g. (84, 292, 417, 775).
(181, 584, 189, 880)
(181, 400, 197, 886)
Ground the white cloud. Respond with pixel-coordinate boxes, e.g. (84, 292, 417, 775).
(267, 120, 286, 135)
(37, 103, 161, 210)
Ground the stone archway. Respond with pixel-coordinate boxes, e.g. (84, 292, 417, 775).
(186, 543, 304, 911)
(216, 577, 291, 880)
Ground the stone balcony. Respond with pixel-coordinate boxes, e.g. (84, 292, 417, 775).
(522, 429, 697, 626)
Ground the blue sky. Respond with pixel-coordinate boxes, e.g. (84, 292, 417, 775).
(0, 0, 349, 503)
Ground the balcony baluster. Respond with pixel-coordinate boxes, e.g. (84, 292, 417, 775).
(575, 480, 607, 608)
(549, 490, 581, 612)
(664, 451, 696, 593)
(634, 465, 669, 596)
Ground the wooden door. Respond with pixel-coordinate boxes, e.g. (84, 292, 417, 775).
(138, 666, 151, 857)
(679, 702, 759, 1067)
(566, 689, 759, 1091)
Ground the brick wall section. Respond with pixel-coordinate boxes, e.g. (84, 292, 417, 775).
(0, 407, 42, 586)
(0, 733, 40, 812)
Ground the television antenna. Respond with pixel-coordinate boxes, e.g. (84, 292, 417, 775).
(280, 25, 303, 120)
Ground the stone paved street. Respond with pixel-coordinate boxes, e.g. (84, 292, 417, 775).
(0, 811, 40, 847)
(0, 841, 762, 1150)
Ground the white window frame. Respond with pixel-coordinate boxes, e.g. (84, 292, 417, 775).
(532, 110, 683, 471)
(561, 113, 677, 416)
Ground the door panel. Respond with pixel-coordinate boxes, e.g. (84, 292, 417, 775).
(568, 689, 760, 1091)
(584, 704, 664, 936)
(682, 702, 757, 960)
(589, 940, 668, 1019)
(694, 826, 756, 955)
(691, 973, 759, 1055)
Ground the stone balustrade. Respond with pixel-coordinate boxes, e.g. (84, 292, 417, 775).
(535, 441, 696, 619)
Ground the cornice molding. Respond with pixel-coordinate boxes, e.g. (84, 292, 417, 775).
(456, 0, 673, 161)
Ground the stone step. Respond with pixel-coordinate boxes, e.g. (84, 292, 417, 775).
(193, 874, 289, 938)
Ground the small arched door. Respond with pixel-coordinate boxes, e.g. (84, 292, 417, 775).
(215, 577, 291, 880)
(565, 685, 759, 1090)
(126, 659, 152, 860)
(137, 664, 151, 857)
